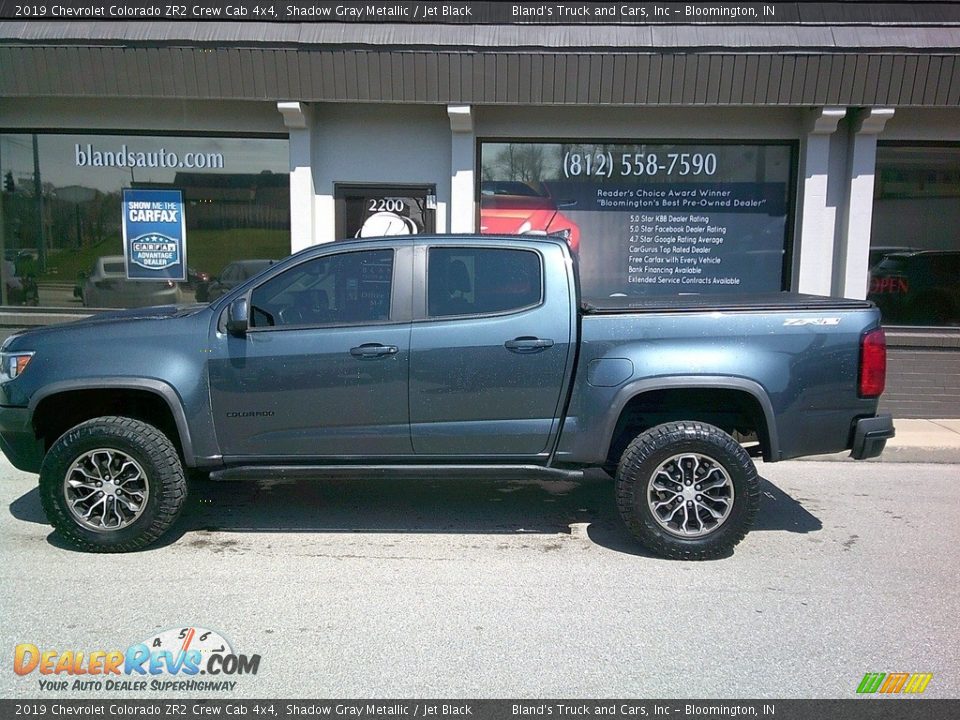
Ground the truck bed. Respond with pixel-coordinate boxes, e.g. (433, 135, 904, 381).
(559, 292, 884, 464)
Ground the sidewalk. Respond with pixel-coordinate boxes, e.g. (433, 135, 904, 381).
(806, 419, 960, 463)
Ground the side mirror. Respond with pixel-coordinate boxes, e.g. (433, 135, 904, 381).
(226, 296, 249, 336)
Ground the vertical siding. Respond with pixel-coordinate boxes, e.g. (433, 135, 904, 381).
(1, 47, 959, 106)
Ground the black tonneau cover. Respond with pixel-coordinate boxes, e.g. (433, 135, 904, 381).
(580, 292, 875, 315)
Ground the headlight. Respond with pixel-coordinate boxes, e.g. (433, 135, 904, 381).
(0, 352, 34, 381)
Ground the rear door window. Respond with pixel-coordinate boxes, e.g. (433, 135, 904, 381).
(427, 248, 542, 318)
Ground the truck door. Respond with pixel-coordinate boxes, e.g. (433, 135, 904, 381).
(209, 244, 414, 459)
(409, 242, 574, 456)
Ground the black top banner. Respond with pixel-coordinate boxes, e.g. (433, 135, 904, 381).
(2, 1, 960, 24)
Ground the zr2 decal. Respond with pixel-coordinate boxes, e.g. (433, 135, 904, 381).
(783, 318, 841, 326)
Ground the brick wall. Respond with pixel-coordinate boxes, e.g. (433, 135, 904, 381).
(880, 333, 960, 419)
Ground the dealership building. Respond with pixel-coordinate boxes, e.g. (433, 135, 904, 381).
(1, 9, 959, 417)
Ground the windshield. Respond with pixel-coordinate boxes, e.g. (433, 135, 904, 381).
(480, 181, 547, 198)
(874, 257, 908, 275)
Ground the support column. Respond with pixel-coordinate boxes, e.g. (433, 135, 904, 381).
(278, 101, 316, 252)
(448, 105, 475, 233)
(836, 108, 895, 299)
(795, 107, 846, 296)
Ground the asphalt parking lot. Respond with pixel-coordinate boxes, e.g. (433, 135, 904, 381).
(1, 457, 957, 699)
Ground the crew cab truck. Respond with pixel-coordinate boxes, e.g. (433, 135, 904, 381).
(0, 236, 894, 559)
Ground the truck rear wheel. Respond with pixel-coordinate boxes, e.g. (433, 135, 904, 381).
(615, 421, 759, 560)
(39, 416, 187, 552)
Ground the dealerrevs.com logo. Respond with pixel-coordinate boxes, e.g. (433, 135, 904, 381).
(13, 626, 260, 692)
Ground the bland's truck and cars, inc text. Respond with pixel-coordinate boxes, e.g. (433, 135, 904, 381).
(0, 235, 894, 559)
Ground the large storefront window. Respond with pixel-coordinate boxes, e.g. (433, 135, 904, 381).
(869, 144, 960, 327)
(0, 133, 289, 308)
(479, 141, 794, 299)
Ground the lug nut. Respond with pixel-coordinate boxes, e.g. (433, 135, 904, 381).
(696, 494, 702, 501)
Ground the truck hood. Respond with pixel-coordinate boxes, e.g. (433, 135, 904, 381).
(2, 304, 210, 350)
(74, 303, 207, 324)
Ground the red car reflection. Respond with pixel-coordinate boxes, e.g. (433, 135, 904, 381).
(479, 181, 581, 253)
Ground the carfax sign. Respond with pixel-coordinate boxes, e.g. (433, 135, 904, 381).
(121, 189, 187, 281)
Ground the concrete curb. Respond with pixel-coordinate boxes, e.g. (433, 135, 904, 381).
(798, 418, 960, 463)
(798, 447, 960, 464)
(0, 392, 954, 464)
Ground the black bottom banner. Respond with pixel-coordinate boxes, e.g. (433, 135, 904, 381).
(2, 700, 958, 720)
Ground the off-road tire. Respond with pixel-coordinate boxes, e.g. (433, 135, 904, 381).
(39, 416, 186, 552)
(615, 421, 759, 560)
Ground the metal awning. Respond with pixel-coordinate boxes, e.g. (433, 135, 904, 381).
(2, 20, 959, 50)
(1, 21, 959, 106)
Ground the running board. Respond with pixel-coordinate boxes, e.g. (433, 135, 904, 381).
(208, 464, 585, 483)
(210, 465, 583, 480)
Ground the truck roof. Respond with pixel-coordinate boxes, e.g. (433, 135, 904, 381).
(333, 233, 570, 247)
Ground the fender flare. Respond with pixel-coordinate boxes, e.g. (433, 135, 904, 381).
(601, 375, 780, 462)
(28, 378, 197, 464)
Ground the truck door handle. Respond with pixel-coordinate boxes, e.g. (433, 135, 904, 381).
(350, 343, 399, 359)
(504, 336, 554, 353)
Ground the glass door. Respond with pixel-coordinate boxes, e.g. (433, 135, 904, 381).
(335, 184, 436, 240)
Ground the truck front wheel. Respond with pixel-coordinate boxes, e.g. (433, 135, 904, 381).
(615, 421, 759, 560)
(39, 416, 187, 552)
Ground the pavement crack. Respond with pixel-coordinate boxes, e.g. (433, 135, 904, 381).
(301, 552, 458, 561)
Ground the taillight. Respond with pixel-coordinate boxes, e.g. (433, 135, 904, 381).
(859, 327, 887, 398)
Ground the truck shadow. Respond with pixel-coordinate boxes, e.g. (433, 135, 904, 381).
(10, 473, 821, 558)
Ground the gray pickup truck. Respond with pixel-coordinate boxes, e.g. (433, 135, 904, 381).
(0, 235, 893, 558)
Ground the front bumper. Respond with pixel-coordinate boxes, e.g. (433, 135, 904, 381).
(850, 414, 895, 460)
(0, 405, 43, 473)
